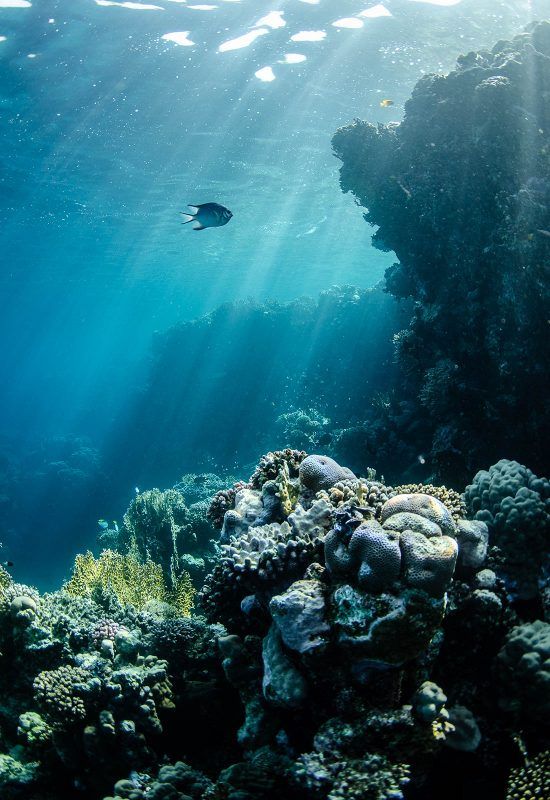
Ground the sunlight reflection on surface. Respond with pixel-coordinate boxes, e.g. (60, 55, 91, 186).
(95, 0, 164, 9)
(358, 4, 392, 17)
(162, 30, 195, 45)
(332, 18, 364, 29)
(255, 65, 276, 81)
(218, 28, 269, 51)
(290, 30, 326, 42)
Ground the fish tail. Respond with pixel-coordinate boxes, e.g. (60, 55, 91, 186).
(180, 212, 196, 225)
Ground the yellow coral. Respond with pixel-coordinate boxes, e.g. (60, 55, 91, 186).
(275, 460, 300, 516)
(170, 571, 195, 617)
(0, 564, 12, 593)
(65, 549, 195, 615)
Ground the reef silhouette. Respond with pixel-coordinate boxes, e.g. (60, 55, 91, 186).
(332, 21, 550, 484)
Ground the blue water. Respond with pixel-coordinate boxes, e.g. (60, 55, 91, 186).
(0, 0, 543, 588)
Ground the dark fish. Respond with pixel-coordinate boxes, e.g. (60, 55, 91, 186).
(2, 561, 14, 568)
(180, 202, 233, 231)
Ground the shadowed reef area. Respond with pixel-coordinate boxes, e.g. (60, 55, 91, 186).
(332, 20, 550, 484)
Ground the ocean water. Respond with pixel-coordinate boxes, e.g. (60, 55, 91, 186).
(2, 0, 544, 589)
(0, 1, 549, 798)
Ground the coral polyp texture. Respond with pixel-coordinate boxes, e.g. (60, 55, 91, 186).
(333, 21, 550, 483)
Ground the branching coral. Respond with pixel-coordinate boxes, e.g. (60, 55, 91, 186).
(65, 550, 195, 615)
(119, 488, 190, 587)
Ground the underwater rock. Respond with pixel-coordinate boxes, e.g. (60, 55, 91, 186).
(333, 23, 550, 482)
(454, 518, 489, 570)
(412, 681, 447, 723)
(331, 584, 445, 668)
(269, 578, 329, 654)
(445, 705, 482, 752)
(299, 454, 356, 492)
(399, 530, 458, 598)
(262, 624, 308, 709)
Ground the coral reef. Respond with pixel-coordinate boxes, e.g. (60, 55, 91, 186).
(65, 549, 195, 616)
(0, 449, 548, 798)
(506, 750, 550, 800)
(464, 459, 549, 598)
(333, 22, 550, 483)
(106, 287, 408, 487)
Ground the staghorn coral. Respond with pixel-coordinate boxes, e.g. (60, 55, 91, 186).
(119, 488, 190, 587)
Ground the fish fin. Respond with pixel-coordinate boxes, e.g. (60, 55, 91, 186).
(188, 204, 201, 212)
(180, 212, 195, 224)
(193, 223, 206, 230)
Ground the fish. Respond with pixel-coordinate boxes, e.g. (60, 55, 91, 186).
(97, 519, 109, 529)
(180, 203, 233, 231)
(1, 561, 14, 568)
(380, 98, 394, 107)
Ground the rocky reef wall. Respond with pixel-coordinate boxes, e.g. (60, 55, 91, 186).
(333, 21, 550, 483)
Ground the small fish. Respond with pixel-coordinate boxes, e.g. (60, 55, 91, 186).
(2, 561, 14, 568)
(380, 98, 394, 108)
(536, 229, 550, 238)
(180, 203, 233, 231)
(97, 519, 109, 530)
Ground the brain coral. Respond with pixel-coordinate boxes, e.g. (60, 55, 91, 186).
(381, 494, 456, 538)
(325, 518, 401, 593)
(299, 454, 356, 492)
